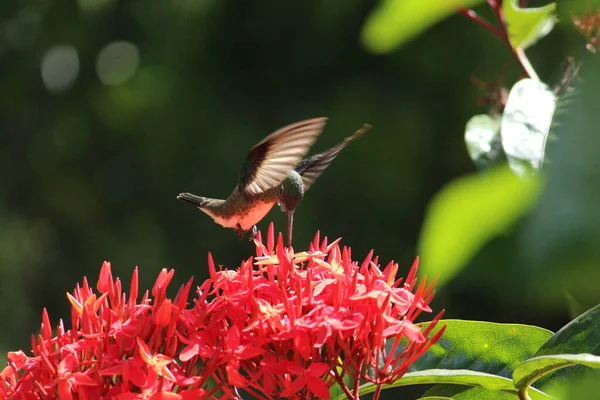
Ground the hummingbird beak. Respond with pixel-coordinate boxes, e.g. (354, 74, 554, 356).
(286, 211, 294, 247)
(247, 225, 258, 241)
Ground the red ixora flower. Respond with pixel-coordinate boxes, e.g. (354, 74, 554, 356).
(1, 224, 445, 400)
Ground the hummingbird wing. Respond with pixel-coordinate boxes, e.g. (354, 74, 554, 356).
(238, 118, 327, 197)
(295, 123, 371, 191)
(177, 192, 226, 209)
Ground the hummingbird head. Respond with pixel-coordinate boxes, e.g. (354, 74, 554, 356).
(278, 170, 305, 212)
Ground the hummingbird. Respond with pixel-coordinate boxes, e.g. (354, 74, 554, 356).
(177, 118, 371, 246)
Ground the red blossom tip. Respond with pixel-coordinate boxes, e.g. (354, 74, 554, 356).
(130, 267, 139, 302)
(404, 256, 419, 290)
(41, 308, 52, 340)
(267, 222, 275, 252)
(152, 268, 175, 299)
(207, 252, 216, 279)
(97, 261, 111, 293)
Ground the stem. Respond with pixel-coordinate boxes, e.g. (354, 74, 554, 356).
(373, 384, 383, 400)
(515, 47, 540, 81)
(333, 371, 356, 400)
(491, 1, 540, 79)
(518, 386, 532, 400)
(353, 359, 362, 397)
(462, 1, 540, 81)
(490, 0, 509, 41)
(460, 8, 505, 40)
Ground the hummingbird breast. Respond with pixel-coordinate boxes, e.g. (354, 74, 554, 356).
(204, 189, 279, 231)
(226, 200, 277, 230)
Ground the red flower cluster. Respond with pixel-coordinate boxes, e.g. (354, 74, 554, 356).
(1, 225, 445, 400)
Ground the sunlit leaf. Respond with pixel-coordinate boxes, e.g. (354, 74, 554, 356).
(530, 303, 600, 388)
(352, 370, 551, 400)
(361, 0, 486, 54)
(535, 303, 600, 357)
(543, 372, 600, 400)
(418, 394, 454, 400)
(501, 79, 556, 176)
(503, 0, 557, 50)
(465, 114, 505, 170)
(513, 354, 600, 397)
(423, 385, 532, 399)
(333, 320, 554, 400)
(411, 320, 553, 375)
(419, 165, 541, 286)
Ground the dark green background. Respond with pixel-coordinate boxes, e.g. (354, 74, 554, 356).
(1, 0, 599, 397)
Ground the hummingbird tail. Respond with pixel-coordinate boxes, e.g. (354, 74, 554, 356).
(294, 122, 372, 191)
(177, 192, 225, 209)
(346, 123, 372, 143)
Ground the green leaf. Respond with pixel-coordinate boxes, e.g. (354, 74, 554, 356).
(513, 354, 600, 396)
(543, 372, 600, 400)
(418, 165, 542, 287)
(423, 385, 528, 399)
(529, 303, 600, 388)
(331, 321, 553, 400)
(361, 0, 486, 54)
(535, 303, 600, 356)
(329, 382, 344, 399)
(502, 0, 557, 50)
(501, 79, 556, 176)
(465, 114, 505, 170)
(379, 370, 515, 390)
(411, 320, 553, 376)
(419, 397, 454, 400)
(352, 370, 551, 400)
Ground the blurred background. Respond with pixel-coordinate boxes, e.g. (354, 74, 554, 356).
(1, 0, 600, 397)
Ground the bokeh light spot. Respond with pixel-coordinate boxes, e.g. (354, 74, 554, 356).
(96, 41, 140, 86)
(40, 45, 79, 94)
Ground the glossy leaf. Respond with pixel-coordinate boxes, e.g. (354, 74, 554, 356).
(361, 0, 486, 53)
(410, 320, 553, 376)
(419, 165, 541, 286)
(465, 114, 505, 170)
(352, 370, 551, 400)
(501, 79, 556, 176)
(513, 354, 600, 397)
(528, 303, 600, 387)
(502, 0, 557, 50)
(543, 372, 600, 400)
(419, 397, 454, 400)
(331, 321, 552, 400)
(535, 303, 600, 356)
(423, 384, 534, 399)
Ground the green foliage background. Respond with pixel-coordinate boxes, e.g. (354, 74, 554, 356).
(1, 0, 598, 397)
